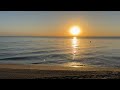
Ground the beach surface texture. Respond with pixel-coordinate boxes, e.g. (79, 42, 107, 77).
(0, 64, 120, 79)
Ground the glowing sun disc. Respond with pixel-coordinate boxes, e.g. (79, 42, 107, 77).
(70, 26, 81, 36)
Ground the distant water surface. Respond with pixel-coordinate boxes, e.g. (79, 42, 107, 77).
(0, 36, 120, 68)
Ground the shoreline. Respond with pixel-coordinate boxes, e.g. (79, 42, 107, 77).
(0, 64, 120, 79)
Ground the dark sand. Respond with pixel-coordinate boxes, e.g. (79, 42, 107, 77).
(0, 64, 120, 79)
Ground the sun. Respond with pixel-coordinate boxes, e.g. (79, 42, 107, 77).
(70, 26, 81, 36)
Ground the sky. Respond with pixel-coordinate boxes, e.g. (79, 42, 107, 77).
(0, 11, 120, 37)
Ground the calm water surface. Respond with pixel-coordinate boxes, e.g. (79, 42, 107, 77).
(0, 36, 120, 68)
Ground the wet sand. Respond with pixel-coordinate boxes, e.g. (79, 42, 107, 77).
(0, 64, 120, 79)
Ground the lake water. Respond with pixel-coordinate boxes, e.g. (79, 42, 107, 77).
(0, 36, 120, 68)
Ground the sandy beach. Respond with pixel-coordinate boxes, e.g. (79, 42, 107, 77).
(0, 64, 120, 79)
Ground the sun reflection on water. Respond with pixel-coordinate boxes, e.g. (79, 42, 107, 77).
(72, 37, 78, 60)
(61, 37, 86, 68)
(63, 62, 85, 68)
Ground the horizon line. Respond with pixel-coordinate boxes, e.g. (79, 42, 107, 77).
(1, 36, 120, 38)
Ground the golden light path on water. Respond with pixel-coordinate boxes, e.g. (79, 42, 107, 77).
(72, 37, 78, 60)
(63, 37, 85, 68)
(71, 37, 87, 68)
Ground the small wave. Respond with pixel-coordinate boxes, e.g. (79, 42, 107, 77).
(0, 56, 41, 60)
(107, 56, 120, 60)
(22, 48, 70, 55)
(0, 53, 70, 61)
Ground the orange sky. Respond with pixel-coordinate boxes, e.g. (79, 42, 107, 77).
(0, 11, 120, 37)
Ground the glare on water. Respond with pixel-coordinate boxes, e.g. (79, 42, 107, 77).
(72, 37, 78, 60)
